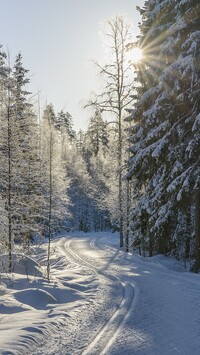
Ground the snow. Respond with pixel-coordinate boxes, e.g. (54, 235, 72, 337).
(192, 113, 200, 132)
(1, 232, 200, 354)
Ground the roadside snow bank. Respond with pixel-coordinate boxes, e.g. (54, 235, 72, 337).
(0, 253, 43, 276)
(0, 239, 98, 355)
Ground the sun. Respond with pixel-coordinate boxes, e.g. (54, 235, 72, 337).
(128, 47, 143, 64)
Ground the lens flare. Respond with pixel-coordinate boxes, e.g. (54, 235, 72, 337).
(128, 47, 143, 64)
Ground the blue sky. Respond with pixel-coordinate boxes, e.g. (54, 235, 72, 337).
(0, 0, 144, 131)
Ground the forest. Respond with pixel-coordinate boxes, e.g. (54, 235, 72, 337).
(0, 0, 200, 276)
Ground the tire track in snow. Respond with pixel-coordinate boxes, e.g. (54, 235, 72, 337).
(63, 237, 138, 355)
(89, 237, 121, 272)
(89, 239, 96, 249)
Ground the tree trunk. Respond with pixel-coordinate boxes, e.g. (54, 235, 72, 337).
(125, 178, 130, 252)
(7, 100, 12, 273)
(119, 171, 123, 248)
(118, 105, 123, 248)
(47, 130, 53, 281)
(193, 187, 200, 272)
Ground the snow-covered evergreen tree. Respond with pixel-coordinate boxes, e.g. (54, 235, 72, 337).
(84, 110, 111, 231)
(41, 104, 71, 279)
(56, 110, 76, 144)
(0, 50, 40, 270)
(41, 104, 71, 234)
(0, 47, 9, 254)
(127, 0, 200, 267)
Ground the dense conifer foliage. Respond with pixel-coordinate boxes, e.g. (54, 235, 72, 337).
(127, 0, 200, 269)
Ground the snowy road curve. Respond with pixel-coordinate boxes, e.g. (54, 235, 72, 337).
(62, 238, 137, 355)
(59, 233, 200, 354)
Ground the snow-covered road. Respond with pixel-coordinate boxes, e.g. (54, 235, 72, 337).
(60, 233, 200, 355)
(1, 232, 200, 354)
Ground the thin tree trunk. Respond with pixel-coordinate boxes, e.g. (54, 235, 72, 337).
(125, 178, 130, 252)
(193, 186, 200, 272)
(118, 102, 123, 247)
(38, 94, 43, 241)
(47, 131, 52, 281)
(7, 99, 12, 273)
(119, 70, 123, 248)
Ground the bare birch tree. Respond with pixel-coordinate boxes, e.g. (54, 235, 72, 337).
(86, 16, 135, 247)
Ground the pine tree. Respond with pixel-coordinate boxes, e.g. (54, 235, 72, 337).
(56, 110, 76, 144)
(86, 109, 108, 157)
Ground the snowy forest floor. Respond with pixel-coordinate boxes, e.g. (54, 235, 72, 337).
(1, 232, 200, 355)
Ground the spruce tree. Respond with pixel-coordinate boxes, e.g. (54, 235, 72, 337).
(127, 0, 200, 266)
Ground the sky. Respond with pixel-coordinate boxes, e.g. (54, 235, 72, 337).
(0, 0, 145, 131)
